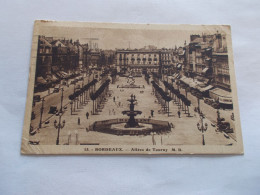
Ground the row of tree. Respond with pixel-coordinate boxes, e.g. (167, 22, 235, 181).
(163, 81, 191, 106)
(90, 79, 110, 101)
(68, 79, 98, 101)
(151, 81, 172, 102)
(90, 79, 110, 114)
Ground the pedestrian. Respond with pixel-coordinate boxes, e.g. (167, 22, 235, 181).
(178, 110, 181, 118)
(86, 112, 89, 119)
(151, 110, 154, 117)
(78, 117, 80, 125)
(113, 96, 115, 102)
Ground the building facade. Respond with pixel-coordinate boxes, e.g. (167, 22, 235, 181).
(116, 48, 160, 75)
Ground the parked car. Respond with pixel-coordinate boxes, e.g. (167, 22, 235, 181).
(204, 98, 214, 105)
(33, 95, 41, 102)
(49, 106, 58, 114)
(212, 102, 220, 109)
(191, 89, 197, 96)
(31, 111, 36, 120)
(53, 87, 59, 93)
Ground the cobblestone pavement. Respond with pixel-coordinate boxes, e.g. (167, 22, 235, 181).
(29, 75, 236, 146)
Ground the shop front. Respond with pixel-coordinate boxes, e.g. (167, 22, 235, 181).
(209, 88, 233, 109)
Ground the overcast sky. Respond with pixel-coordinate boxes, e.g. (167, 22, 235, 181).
(38, 25, 221, 50)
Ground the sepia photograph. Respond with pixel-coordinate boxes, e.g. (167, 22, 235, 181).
(21, 21, 243, 154)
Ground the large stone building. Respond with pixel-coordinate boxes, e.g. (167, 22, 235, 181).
(116, 48, 160, 75)
(179, 32, 232, 108)
(36, 36, 53, 78)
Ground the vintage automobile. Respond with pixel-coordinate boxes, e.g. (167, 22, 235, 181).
(31, 111, 36, 120)
(49, 106, 58, 114)
(218, 122, 233, 133)
(33, 95, 41, 102)
(212, 102, 220, 109)
(53, 87, 59, 93)
(204, 98, 214, 105)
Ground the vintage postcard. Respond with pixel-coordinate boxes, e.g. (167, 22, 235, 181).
(21, 21, 243, 154)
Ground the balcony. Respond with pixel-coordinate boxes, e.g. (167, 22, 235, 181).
(217, 68, 229, 75)
(215, 81, 231, 91)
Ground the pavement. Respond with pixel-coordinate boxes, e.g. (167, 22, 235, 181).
(29, 75, 237, 146)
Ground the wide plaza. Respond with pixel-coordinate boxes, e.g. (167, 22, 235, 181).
(30, 74, 236, 146)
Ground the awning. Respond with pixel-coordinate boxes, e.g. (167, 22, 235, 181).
(202, 68, 209, 73)
(188, 79, 205, 89)
(197, 85, 214, 92)
(189, 81, 198, 88)
(36, 77, 47, 84)
(173, 73, 180, 79)
(51, 66, 59, 72)
(60, 71, 68, 75)
(180, 76, 190, 85)
(209, 88, 233, 104)
(55, 72, 63, 78)
(52, 75, 58, 81)
(45, 75, 52, 82)
(60, 71, 69, 78)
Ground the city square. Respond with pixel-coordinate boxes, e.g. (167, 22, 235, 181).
(29, 73, 236, 146)
(26, 25, 238, 149)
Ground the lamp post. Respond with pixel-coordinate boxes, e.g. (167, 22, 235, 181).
(150, 132, 156, 145)
(38, 97, 45, 128)
(60, 88, 64, 113)
(70, 101, 73, 115)
(67, 130, 71, 145)
(197, 113, 208, 145)
(73, 83, 76, 111)
(54, 112, 65, 145)
(196, 93, 202, 114)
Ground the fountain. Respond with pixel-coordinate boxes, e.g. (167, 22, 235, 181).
(91, 95, 171, 136)
(122, 94, 142, 128)
(117, 74, 145, 89)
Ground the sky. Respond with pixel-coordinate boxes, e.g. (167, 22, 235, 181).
(38, 25, 223, 50)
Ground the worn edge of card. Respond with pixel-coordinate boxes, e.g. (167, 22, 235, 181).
(21, 20, 244, 155)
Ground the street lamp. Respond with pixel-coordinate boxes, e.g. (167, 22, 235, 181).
(39, 97, 45, 128)
(54, 112, 65, 145)
(197, 113, 208, 145)
(60, 88, 64, 113)
(70, 101, 73, 115)
(150, 132, 156, 145)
